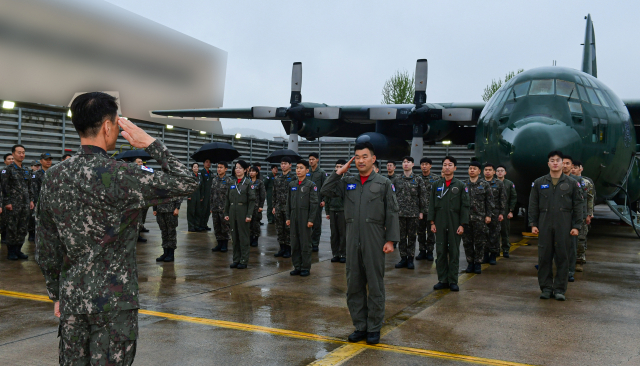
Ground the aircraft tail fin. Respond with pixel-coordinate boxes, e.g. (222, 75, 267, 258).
(581, 14, 597, 77)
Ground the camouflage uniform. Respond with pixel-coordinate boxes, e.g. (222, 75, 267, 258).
(499, 178, 518, 253)
(1, 163, 33, 253)
(484, 177, 506, 255)
(273, 171, 295, 249)
(568, 174, 586, 277)
(577, 176, 595, 263)
(418, 172, 440, 254)
(263, 171, 276, 223)
(35, 140, 197, 365)
(395, 174, 427, 257)
(250, 178, 266, 238)
(29, 169, 46, 233)
(210, 175, 232, 242)
(187, 172, 203, 231)
(309, 166, 329, 249)
(462, 179, 493, 264)
(153, 198, 182, 249)
(325, 175, 348, 258)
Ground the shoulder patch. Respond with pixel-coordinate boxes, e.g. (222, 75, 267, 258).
(391, 184, 396, 192)
(141, 166, 154, 173)
(531, 182, 535, 187)
(314, 186, 318, 191)
(291, 187, 297, 191)
(1, 170, 5, 174)
(346, 183, 356, 191)
(251, 185, 255, 189)
(465, 187, 468, 192)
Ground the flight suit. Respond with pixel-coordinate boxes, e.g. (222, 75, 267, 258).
(187, 172, 203, 231)
(427, 178, 470, 285)
(418, 172, 440, 255)
(325, 181, 348, 259)
(210, 175, 232, 242)
(484, 178, 506, 256)
(249, 178, 266, 239)
(321, 171, 399, 333)
(394, 174, 427, 258)
(273, 171, 295, 253)
(386, 173, 398, 184)
(577, 176, 595, 263)
(309, 166, 329, 249)
(199, 168, 214, 229)
(568, 174, 586, 277)
(529, 174, 583, 295)
(462, 179, 493, 264)
(499, 178, 518, 253)
(153, 198, 181, 249)
(1, 163, 33, 254)
(263, 171, 276, 223)
(286, 178, 319, 271)
(225, 177, 256, 265)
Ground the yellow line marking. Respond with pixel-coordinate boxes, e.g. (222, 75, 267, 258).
(0, 288, 536, 366)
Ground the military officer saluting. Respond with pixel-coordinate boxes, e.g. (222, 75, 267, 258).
(482, 163, 506, 265)
(2, 144, 34, 260)
(496, 165, 517, 258)
(325, 159, 349, 263)
(225, 160, 256, 269)
(286, 160, 319, 276)
(416, 157, 440, 261)
(272, 157, 295, 258)
(321, 142, 399, 345)
(529, 151, 583, 301)
(462, 161, 494, 274)
(428, 156, 470, 292)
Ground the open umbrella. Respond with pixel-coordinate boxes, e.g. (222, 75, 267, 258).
(114, 150, 151, 161)
(266, 149, 301, 164)
(191, 142, 240, 163)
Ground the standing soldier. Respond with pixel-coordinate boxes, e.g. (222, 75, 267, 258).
(394, 156, 427, 270)
(462, 161, 493, 274)
(0, 153, 13, 245)
(264, 165, 278, 224)
(30, 155, 51, 241)
(416, 157, 440, 261)
(529, 151, 582, 301)
(482, 163, 506, 265)
(248, 166, 266, 247)
(2, 144, 34, 260)
(326, 159, 349, 263)
(134, 158, 149, 242)
(187, 163, 203, 232)
(153, 197, 181, 262)
(210, 162, 232, 252)
(35, 92, 198, 364)
(27, 160, 40, 242)
(571, 160, 595, 272)
(562, 155, 585, 283)
(225, 160, 256, 269)
(286, 159, 319, 276)
(308, 153, 329, 252)
(272, 157, 295, 258)
(321, 142, 399, 345)
(386, 161, 398, 182)
(428, 156, 470, 292)
(496, 165, 517, 258)
(199, 159, 214, 231)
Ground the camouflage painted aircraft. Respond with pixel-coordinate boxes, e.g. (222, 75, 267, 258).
(153, 14, 640, 229)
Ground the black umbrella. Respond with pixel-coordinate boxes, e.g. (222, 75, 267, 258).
(191, 142, 240, 163)
(114, 150, 151, 161)
(266, 149, 301, 164)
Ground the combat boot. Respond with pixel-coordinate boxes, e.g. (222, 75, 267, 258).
(474, 263, 482, 274)
(568, 275, 575, 282)
(274, 244, 285, 257)
(312, 246, 319, 252)
(137, 235, 147, 243)
(348, 330, 367, 343)
(489, 253, 497, 265)
(28, 230, 35, 242)
(163, 248, 175, 262)
(220, 240, 228, 252)
(7, 246, 18, 261)
(282, 245, 291, 258)
(406, 256, 415, 269)
(250, 236, 258, 247)
(426, 250, 434, 261)
(15, 247, 28, 260)
(366, 332, 380, 345)
(482, 252, 490, 264)
(415, 250, 427, 260)
(465, 262, 475, 273)
(575, 263, 583, 272)
(211, 242, 223, 252)
(395, 256, 408, 268)
(156, 248, 168, 262)
(503, 250, 510, 258)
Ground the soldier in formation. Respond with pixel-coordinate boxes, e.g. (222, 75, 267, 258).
(187, 163, 203, 232)
(249, 165, 266, 247)
(264, 164, 278, 224)
(571, 160, 595, 272)
(286, 159, 318, 276)
(482, 163, 506, 265)
(386, 160, 397, 182)
(462, 161, 493, 274)
(29, 154, 51, 241)
(416, 157, 440, 261)
(495, 165, 517, 258)
(199, 159, 214, 231)
(561, 155, 586, 283)
(0, 152, 13, 245)
(325, 159, 348, 263)
(394, 156, 427, 270)
(134, 157, 150, 242)
(153, 197, 181, 262)
(273, 157, 294, 258)
(225, 160, 256, 269)
(308, 153, 328, 252)
(211, 162, 232, 252)
(2, 144, 34, 260)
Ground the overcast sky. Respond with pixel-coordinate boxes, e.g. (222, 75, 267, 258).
(106, 0, 640, 137)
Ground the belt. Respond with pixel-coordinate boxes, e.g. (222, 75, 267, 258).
(231, 203, 243, 205)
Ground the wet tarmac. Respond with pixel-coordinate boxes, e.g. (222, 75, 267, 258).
(1, 205, 639, 365)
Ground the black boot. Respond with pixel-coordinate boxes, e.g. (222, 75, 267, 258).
(312, 246, 319, 252)
(211, 241, 222, 252)
(489, 253, 497, 265)
(395, 256, 408, 268)
(406, 256, 415, 270)
(250, 236, 258, 247)
(15, 246, 28, 260)
(482, 252, 490, 264)
(274, 244, 285, 257)
(465, 262, 475, 273)
(28, 231, 35, 242)
(220, 240, 228, 253)
(282, 245, 291, 258)
(140, 226, 150, 233)
(415, 250, 427, 260)
(163, 248, 175, 262)
(474, 263, 482, 274)
(503, 250, 510, 258)
(426, 250, 434, 261)
(7, 246, 18, 261)
(156, 248, 168, 262)
(137, 235, 147, 243)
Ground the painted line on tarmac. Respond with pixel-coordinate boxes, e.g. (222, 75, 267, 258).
(0, 284, 535, 366)
(308, 238, 531, 366)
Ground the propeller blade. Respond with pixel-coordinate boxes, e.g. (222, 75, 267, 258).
(414, 59, 428, 106)
(314, 107, 341, 119)
(368, 108, 397, 120)
(252, 106, 280, 119)
(290, 62, 302, 105)
(442, 108, 473, 122)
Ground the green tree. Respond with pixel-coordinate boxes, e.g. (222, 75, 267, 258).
(482, 69, 524, 102)
(381, 69, 414, 104)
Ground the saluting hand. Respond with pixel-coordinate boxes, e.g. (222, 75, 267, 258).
(336, 157, 354, 175)
(118, 117, 156, 148)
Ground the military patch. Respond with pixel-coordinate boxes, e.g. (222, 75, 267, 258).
(325, 173, 330, 176)
(314, 186, 317, 191)
(452, 187, 459, 194)
(1, 170, 5, 174)
(306, 173, 311, 176)
(347, 184, 356, 190)
(230, 185, 236, 189)
(251, 185, 255, 189)
(560, 183, 569, 190)
(478, 186, 484, 189)
(531, 182, 535, 187)
(141, 166, 154, 173)
(437, 187, 443, 191)
(391, 184, 396, 192)
(32, 175, 36, 178)
(465, 187, 469, 192)
(291, 187, 297, 191)
(540, 184, 549, 189)
(576, 182, 581, 188)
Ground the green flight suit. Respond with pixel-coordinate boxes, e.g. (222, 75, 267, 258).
(198, 168, 214, 229)
(577, 176, 595, 263)
(225, 177, 256, 265)
(309, 166, 329, 248)
(499, 178, 517, 252)
(264, 171, 276, 223)
(286, 178, 319, 271)
(321, 171, 399, 332)
(568, 174, 586, 277)
(187, 172, 203, 231)
(529, 174, 583, 295)
(427, 178, 470, 285)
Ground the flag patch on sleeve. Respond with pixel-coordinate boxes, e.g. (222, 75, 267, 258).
(141, 166, 154, 173)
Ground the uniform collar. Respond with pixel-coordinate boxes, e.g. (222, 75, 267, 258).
(402, 173, 414, 179)
(79, 145, 108, 157)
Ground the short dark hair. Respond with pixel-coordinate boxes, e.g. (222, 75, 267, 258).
(249, 165, 261, 179)
(235, 159, 250, 170)
(402, 156, 414, 163)
(497, 165, 506, 171)
(62, 153, 72, 160)
(70, 92, 119, 138)
(562, 154, 573, 161)
(3, 153, 12, 161)
(308, 152, 319, 159)
(11, 144, 25, 153)
(254, 162, 262, 167)
(336, 159, 347, 165)
(484, 163, 495, 170)
(443, 155, 457, 166)
(297, 159, 310, 168)
(572, 160, 582, 167)
(386, 160, 396, 166)
(271, 165, 279, 170)
(469, 161, 482, 168)
(548, 150, 564, 159)
(191, 162, 199, 168)
(217, 162, 229, 168)
(281, 157, 292, 164)
(420, 157, 432, 165)
(374, 161, 381, 169)
(354, 142, 375, 155)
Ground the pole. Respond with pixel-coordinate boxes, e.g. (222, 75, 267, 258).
(18, 108, 22, 144)
(187, 129, 191, 165)
(62, 112, 66, 155)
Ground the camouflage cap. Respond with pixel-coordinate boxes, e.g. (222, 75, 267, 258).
(31, 160, 41, 166)
(40, 152, 52, 160)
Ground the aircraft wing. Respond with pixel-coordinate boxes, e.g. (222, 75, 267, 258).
(151, 107, 288, 120)
(338, 102, 486, 125)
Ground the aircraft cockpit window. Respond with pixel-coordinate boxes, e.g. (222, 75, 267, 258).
(585, 87, 601, 106)
(513, 81, 530, 98)
(556, 80, 578, 98)
(595, 89, 610, 108)
(568, 101, 582, 114)
(580, 76, 593, 87)
(529, 79, 554, 95)
(480, 91, 502, 119)
(499, 88, 513, 104)
(577, 84, 589, 102)
(502, 103, 515, 115)
(591, 118, 599, 142)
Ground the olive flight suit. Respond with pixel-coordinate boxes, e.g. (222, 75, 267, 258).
(187, 172, 203, 231)
(321, 171, 399, 333)
(529, 174, 583, 295)
(499, 178, 517, 253)
(264, 171, 276, 223)
(427, 178, 470, 285)
(309, 166, 329, 250)
(225, 177, 256, 265)
(567, 174, 586, 278)
(249, 178, 266, 239)
(286, 178, 319, 271)
(577, 176, 595, 263)
(198, 168, 214, 229)
(418, 172, 440, 254)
